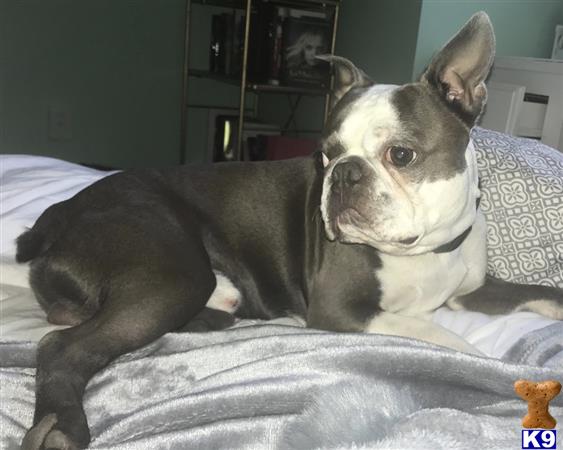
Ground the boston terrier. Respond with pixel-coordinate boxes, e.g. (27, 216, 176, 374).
(17, 12, 563, 450)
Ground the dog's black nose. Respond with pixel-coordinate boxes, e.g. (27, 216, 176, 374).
(332, 160, 363, 191)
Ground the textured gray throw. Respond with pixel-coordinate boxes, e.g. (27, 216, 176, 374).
(1, 320, 562, 449)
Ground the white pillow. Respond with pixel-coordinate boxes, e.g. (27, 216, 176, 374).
(0, 154, 113, 276)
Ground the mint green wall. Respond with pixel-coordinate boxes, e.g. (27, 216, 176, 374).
(336, 0, 422, 84)
(0, 1, 257, 167)
(1, 0, 186, 168)
(4, 1, 559, 168)
(412, 0, 563, 80)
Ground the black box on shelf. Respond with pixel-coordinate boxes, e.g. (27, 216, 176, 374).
(247, 3, 276, 84)
(281, 12, 331, 88)
(209, 12, 243, 77)
(209, 14, 226, 74)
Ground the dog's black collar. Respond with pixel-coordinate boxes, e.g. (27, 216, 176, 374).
(432, 225, 472, 253)
(433, 194, 481, 254)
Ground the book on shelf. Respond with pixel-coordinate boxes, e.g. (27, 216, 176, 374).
(281, 12, 331, 88)
(209, 12, 244, 78)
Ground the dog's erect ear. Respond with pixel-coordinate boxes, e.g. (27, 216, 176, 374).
(316, 55, 374, 110)
(422, 11, 495, 126)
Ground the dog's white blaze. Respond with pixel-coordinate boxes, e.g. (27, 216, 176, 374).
(377, 212, 487, 315)
(339, 84, 399, 159)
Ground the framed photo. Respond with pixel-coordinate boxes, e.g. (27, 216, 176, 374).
(281, 16, 331, 87)
(552, 25, 563, 60)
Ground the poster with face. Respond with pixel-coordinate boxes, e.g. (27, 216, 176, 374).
(282, 17, 331, 87)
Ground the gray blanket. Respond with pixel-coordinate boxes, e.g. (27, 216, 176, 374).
(1, 320, 562, 449)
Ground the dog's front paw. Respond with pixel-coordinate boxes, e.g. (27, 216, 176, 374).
(21, 412, 89, 450)
(516, 299, 563, 320)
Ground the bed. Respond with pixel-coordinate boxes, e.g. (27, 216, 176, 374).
(1, 127, 562, 449)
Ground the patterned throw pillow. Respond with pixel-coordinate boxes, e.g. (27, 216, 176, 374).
(471, 127, 563, 288)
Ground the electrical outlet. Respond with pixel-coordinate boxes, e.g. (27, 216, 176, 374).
(48, 105, 72, 141)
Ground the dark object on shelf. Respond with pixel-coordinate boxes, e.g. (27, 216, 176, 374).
(209, 12, 246, 77)
(281, 15, 331, 88)
(209, 14, 225, 73)
(224, 13, 234, 75)
(231, 11, 245, 77)
(266, 7, 286, 85)
(247, 3, 275, 83)
(246, 136, 267, 160)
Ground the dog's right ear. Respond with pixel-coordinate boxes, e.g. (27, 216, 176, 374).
(421, 12, 495, 126)
(316, 55, 374, 110)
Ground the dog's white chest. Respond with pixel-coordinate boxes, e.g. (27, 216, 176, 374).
(376, 250, 468, 315)
(376, 210, 487, 315)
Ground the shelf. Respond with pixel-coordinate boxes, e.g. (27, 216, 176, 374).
(189, 69, 329, 96)
(263, 0, 340, 7)
(192, 0, 245, 9)
(247, 82, 328, 95)
(182, 0, 341, 162)
(191, 0, 340, 9)
(189, 69, 239, 86)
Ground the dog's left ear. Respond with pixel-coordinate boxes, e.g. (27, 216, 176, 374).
(316, 55, 374, 110)
(422, 11, 495, 126)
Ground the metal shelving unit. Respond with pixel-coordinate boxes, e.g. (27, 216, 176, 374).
(180, 0, 340, 163)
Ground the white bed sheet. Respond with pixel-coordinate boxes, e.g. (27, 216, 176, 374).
(0, 154, 557, 357)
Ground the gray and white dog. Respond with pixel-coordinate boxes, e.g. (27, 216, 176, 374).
(17, 12, 563, 450)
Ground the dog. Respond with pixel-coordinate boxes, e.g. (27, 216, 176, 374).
(17, 12, 563, 450)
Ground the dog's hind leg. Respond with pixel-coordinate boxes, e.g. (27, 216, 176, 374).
(448, 275, 563, 319)
(21, 265, 215, 450)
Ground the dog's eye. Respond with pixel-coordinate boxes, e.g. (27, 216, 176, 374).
(386, 146, 417, 167)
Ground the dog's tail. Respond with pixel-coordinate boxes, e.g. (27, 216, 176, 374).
(15, 229, 47, 263)
(15, 203, 66, 263)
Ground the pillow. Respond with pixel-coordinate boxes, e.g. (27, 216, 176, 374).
(0, 155, 113, 274)
(471, 127, 563, 288)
